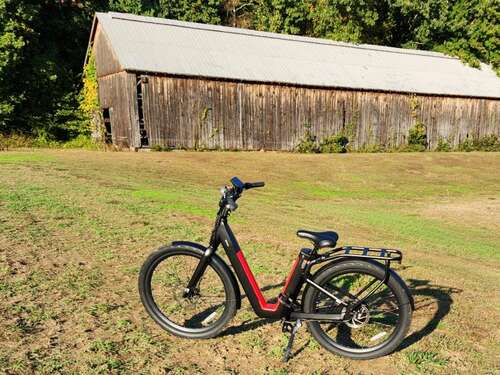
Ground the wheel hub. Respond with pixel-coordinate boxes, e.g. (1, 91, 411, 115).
(345, 305, 370, 328)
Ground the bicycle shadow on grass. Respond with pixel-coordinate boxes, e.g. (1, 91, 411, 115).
(292, 278, 462, 357)
(396, 278, 462, 351)
(220, 278, 462, 357)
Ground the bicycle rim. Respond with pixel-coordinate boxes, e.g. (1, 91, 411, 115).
(149, 253, 229, 330)
(313, 271, 403, 352)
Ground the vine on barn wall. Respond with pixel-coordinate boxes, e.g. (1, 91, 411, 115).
(80, 51, 103, 141)
(407, 95, 427, 151)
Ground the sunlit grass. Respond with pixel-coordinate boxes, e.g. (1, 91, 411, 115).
(0, 149, 498, 374)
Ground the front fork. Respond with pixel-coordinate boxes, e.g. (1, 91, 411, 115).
(183, 246, 214, 297)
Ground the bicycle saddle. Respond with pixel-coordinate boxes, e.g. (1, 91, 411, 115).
(296, 230, 339, 249)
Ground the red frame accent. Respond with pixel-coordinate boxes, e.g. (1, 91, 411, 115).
(235, 251, 300, 312)
(282, 257, 300, 292)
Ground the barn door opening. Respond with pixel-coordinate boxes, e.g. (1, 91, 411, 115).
(136, 76, 149, 147)
(103, 108, 112, 144)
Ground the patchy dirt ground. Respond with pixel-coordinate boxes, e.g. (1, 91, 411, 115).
(0, 150, 499, 375)
(419, 198, 500, 232)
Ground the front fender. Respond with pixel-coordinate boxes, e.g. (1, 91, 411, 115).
(171, 241, 242, 309)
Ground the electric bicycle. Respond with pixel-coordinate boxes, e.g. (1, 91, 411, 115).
(139, 177, 413, 361)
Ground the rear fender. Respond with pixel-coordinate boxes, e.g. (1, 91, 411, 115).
(303, 257, 414, 310)
(171, 241, 242, 309)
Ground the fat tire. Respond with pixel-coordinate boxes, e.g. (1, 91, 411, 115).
(139, 245, 237, 339)
(303, 260, 412, 359)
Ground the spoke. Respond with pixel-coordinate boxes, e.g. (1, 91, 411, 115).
(368, 320, 395, 328)
(312, 271, 406, 350)
(324, 323, 337, 332)
(324, 284, 356, 302)
(364, 290, 395, 304)
(354, 276, 379, 299)
(369, 308, 400, 315)
(150, 254, 229, 328)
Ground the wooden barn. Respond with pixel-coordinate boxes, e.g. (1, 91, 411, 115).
(86, 12, 500, 151)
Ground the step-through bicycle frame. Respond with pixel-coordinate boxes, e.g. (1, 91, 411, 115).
(183, 181, 403, 321)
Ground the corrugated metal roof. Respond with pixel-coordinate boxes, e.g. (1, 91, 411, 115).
(92, 12, 500, 99)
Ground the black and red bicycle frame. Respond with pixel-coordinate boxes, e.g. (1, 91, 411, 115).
(184, 179, 403, 322)
(217, 220, 303, 318)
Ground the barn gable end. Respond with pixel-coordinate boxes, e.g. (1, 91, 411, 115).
(93, 24, 123, 78)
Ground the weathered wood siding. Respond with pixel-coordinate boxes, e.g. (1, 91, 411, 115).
(98, 72, 139, 148)
(140, 75, 500, 150)
(93, 24, 122, 78)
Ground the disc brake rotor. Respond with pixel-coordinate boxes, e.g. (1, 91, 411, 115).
(345, 305, 370, 328)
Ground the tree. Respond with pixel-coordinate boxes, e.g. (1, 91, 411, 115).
(0, 0, 497, 140)
(391, 0, 499, 72)
(154, 0, 224, 24)
(251, 0, 309, 34)
(0, 1, 39, 132)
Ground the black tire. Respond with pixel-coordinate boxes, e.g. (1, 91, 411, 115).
(139, 245, 237, 339)
(303, 260, 412, 359)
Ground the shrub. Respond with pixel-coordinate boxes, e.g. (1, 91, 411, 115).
(473, 134, 500, 151)
(0, 133, 33, 149)
(296, 124, 319, 153)
(435, 138, 451, 152)
(400, 143, 426, 152)
(357, 144, 385, 153)
(79, 51, 101, 137)
(408, 121, 427, 149)
(150, 144, 171, 152)
(319, 134, 349, 153)
(457, 137, 474, 152)
(62, 135, 102, 150)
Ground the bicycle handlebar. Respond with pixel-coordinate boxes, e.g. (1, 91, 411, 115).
(244, 181, 265, 189)
(222, 177, 265, 212)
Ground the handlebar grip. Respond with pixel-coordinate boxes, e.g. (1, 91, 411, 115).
(244, 181, 265, 189)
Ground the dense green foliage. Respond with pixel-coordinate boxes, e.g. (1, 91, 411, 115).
(0, 0, 498, 139)
(319, 133, 349, 153)
(457, 134, 500, 152)
(407, 121, 427, 151)
(296, 123, 319, 153)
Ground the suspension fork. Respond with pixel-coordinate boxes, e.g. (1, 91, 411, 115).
(183, 211, 224, 296)
(183, 246, 216, 297)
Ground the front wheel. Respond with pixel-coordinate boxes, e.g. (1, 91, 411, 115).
(303, 260, 412, 359)
(139, 245, 237, 339)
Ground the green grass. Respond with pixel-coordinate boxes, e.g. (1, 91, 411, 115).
(0, 150, 498, 374)
(326, 204, 500, 259)
(406, 350, 449, 370)
(0, 153, 55, 163)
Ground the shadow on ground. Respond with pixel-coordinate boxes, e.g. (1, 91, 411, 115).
(398, 278, 462, 351)
(221, 278, 462, 356)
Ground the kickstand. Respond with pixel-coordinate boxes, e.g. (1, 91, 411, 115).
(282, 319, 302, 362)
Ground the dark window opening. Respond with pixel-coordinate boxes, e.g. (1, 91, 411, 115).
(103, 108, 112, 144)
(136, 76, 149, 147)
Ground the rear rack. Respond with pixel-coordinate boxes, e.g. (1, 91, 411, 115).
(320, 246, 403, 263)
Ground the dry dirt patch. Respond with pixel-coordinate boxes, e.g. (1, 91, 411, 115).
(420, 197, 500, 232)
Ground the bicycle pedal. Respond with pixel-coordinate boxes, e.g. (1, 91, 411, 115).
(281, 323, 290, 333)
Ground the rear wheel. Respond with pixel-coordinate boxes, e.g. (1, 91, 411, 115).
(303, 260, 412, 359)
(139, 246, 237, 339)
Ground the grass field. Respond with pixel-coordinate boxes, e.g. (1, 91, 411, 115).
(0, 150, 499, 375)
